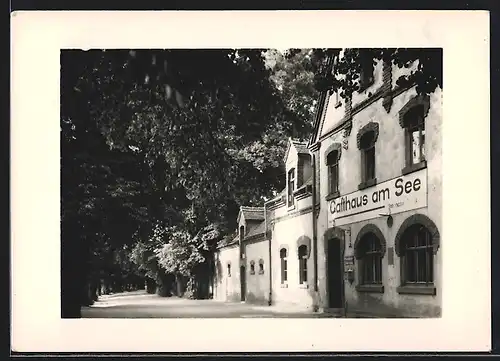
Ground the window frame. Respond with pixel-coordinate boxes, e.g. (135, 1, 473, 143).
(400, 224, 434, 286)
(354, 224, 386, 293)
(357, 233, 383, 286)
(399, 96, 430, 176)
(358, 49, 375, 92)
(249, 260, 256, 275)
(287, 168, 296, 207)
(326, 150, 340, 197)
(298, 245, 308, 286)
(258, 259, 265, 275)
(395, 214, 439, 296)
(280, 248, 288, 286)
(359, 131, 377, 188)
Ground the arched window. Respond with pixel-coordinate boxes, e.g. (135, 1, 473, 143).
(227, 263, 231, 277)
(400, 224, 434, 285)
(258, 259, 264, 275)
(298, 245, 308, 284)
(360, 131, 376, 183)
(287, 168, 295, 207)
(357, 122, 379, 190)
(359, 49, 375, 91)
(239, 225, 245, 240)
(357, 233, 383, 285)
(404, 107, 426, 166)
(399, 95, 430, 174)
(280, 248, 288, 284)
(326, 150, 340, 196)
(249, 260, 255, 275)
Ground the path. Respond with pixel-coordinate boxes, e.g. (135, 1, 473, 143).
(81, 290, 333, 318)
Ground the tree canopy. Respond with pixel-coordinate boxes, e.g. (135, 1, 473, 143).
(61, 48, 320, 311)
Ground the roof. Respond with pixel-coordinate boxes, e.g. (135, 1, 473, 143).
(216, 235, 239, 249)
(237, 206, 265, 224)
(245, 220, 266, 239)
(293, 140, 310, 154)
(283, 138, 311, 163)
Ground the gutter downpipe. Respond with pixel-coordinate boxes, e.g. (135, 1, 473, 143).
(264, 200, 272, 306)
(311, 151, 319, 312)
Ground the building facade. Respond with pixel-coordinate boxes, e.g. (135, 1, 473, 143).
(213, 51, 442, 318)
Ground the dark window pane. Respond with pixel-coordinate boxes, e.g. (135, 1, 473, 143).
(365, 147, 375, 180)
(358, 234, 382, 285)
(329, 164, 339, 194)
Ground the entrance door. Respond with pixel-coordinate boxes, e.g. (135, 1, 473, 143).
(327, 238, 344, 309)
(240, 266, 246, 301)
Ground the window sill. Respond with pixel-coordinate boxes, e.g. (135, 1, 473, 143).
(358, 178, 377, 190)
(356, 284, 384, 293)
(402, 161, 427, 176)
(326, 191, 340, 201)
(280, 283, 288, 288)
(397, 284, 436, 295)
(299, 283, 309, 289)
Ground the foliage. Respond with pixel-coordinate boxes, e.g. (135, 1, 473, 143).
(61, 48, 320, 307)
(285, 48, 442, 99)
(155, 228, 203, 277)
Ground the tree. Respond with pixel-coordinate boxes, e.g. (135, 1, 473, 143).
(286, 48, 442, 99)
(60, 48, 320, 312)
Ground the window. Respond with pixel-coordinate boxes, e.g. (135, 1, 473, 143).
(359, 49, 374, 91)
(360, 131, 376, 183)
(333, 56, 342, 108)
(280, 248, 288, 284)
(258, 259, 264, 275)
(357, 233, 383, 285)
(227, 263, 231, 277)
(326, 150, 340, 195)
(239, 225, 245, 240)
(401, 224, 434, 285)
(250, 260, 255, 275)
(399, 95, 430, 175)
(298, 245, 308, 284)
(404, 106, 426, 167)
(287, 168, 295, 206)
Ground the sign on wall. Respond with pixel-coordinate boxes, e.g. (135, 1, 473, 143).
(327, 168, 427, 227)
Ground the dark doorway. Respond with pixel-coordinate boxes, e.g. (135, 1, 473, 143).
(240, 265, 246, 301)
(327, 238, 344, 308)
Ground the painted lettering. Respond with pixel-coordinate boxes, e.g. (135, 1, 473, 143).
(395, 178, 404, 196)
(362, 195, 368, 206)
(414, 178, 421, 192)
(404, 180, 413, 194)
(330, 200, 336, 214)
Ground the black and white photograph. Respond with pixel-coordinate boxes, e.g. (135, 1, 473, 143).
(61, 47, 443, 319)
(12, 11, 490, 352)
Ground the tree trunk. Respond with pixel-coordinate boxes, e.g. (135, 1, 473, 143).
(61, 224, 84, 318)
(157, 271, 174, 297)
(145, 277, 156, 294)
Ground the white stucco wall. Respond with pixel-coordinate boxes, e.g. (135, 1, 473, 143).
(244, 239, 270, 305)
(213, 245, 241, 303)
(315, 59, 442, 317)
(270, 210, 315, 310)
